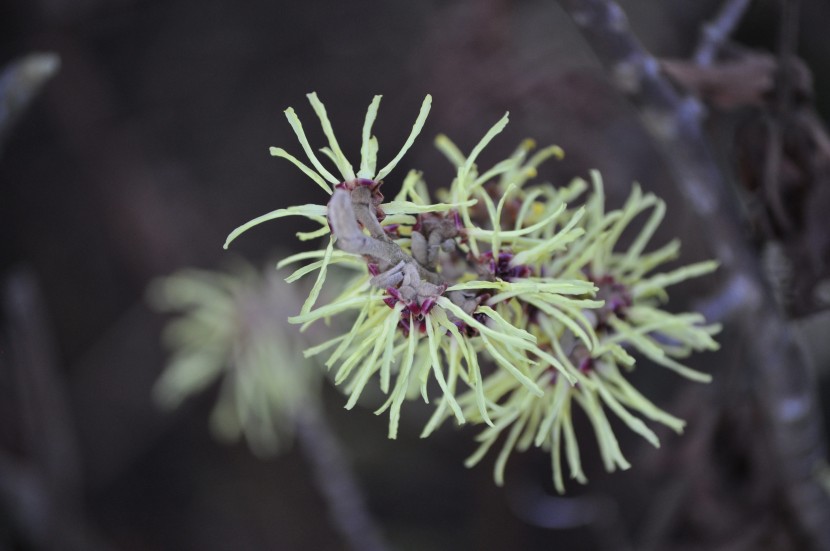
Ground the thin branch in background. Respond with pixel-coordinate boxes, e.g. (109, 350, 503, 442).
(3, 268, 83, 511)
(693, 0, 753, 66)
(0, 53, 60, 153)
(1, 267, 114, 551)
(695, 272, 762, 324)
(151, 265, 393, 551)
(506, 481, 632, 551)
(555, 0, 830, 548)
(762, 0, 801, 236)
(295, 404, 391, 551)
(775, 0, 801, 121)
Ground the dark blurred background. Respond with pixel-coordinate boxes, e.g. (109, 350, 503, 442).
(2, 0, 830, 550)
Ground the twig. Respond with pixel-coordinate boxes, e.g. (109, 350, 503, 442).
(3, 268, 83, 512)
(1, 268, 115, 551)
(762, 0, 801, 235)
(507, 481, 632, 551)
(295, 403, 392, 551)
(693, 0, 753, 66)
(0, 53, 60, 153)
(776, 0, 800, 115)
(695, 272, 761, 323)
(328, 187, 443, 285)
(556, 1, 830, 548)
(328, 188, 407, 269)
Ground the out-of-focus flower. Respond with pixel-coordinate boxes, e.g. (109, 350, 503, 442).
(149, 262, 320, 457)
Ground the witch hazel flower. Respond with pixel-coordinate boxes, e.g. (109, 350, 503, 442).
(299, 160, 588, 438)
(453, 169, 720, 492)
(223, 93, 440, 314)
(224, 94, 720, 490)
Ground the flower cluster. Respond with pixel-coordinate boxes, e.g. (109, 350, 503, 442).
(225, 94, 720, 489)
(150, 262, 320, 457)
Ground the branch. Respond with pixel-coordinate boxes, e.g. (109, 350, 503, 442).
(762, 0, 801, 235)
(295, 405, 391, 551)
(328, 188, 405, 268)
(328, 187, 443, 285)
(2, 268, 115, 551)
(0, 53, 60, 153)
(557, 0, 830, 547)
(3, 267, 82, 509)
(693, 0, 753, 66)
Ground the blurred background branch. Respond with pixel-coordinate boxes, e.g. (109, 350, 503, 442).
(693, 0, 753, 66)
(0, 53, 59, 154)
(557, 0, 830, 548)
(1, 267, 113, 551)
